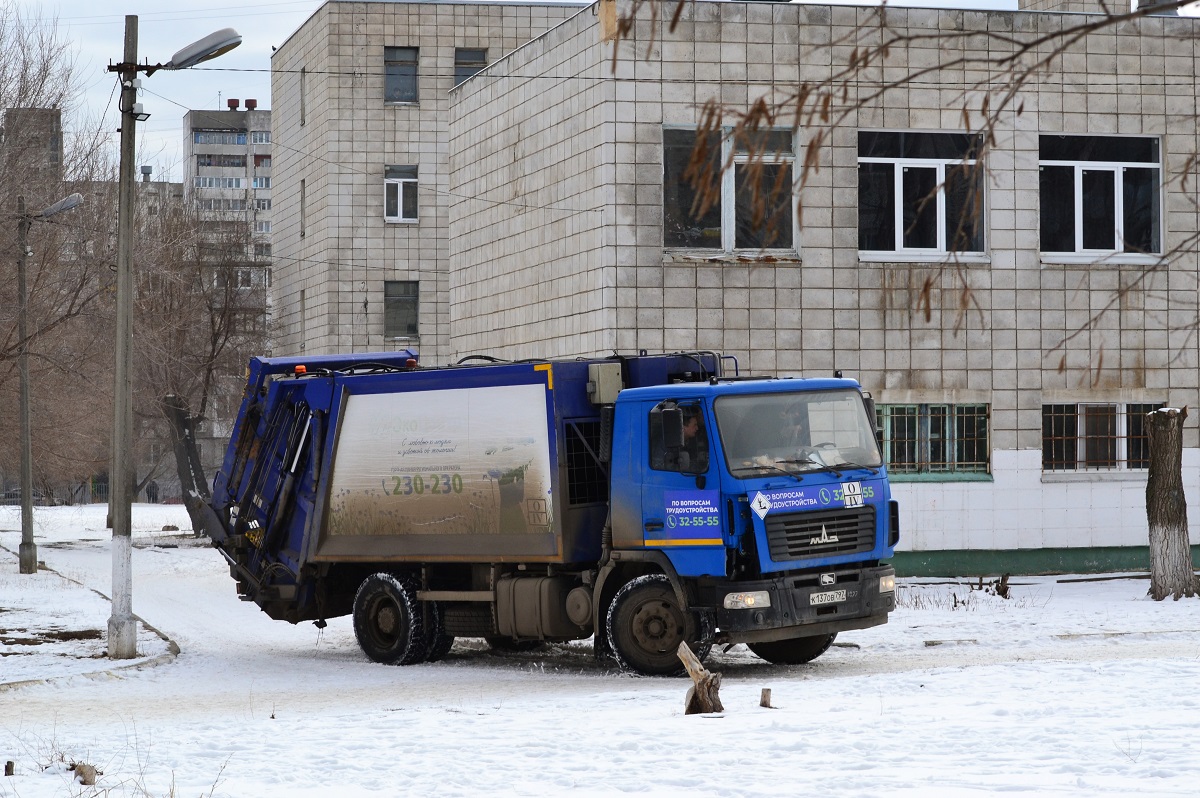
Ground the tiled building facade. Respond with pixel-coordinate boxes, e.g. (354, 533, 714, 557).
(274, 0, 1200, 573)
(270, 0, 584, 362)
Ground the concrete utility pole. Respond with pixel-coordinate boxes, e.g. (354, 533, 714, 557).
(17, 191, 83, 575)
(108, 13, 139, 659)
(105, 15, 241, 660)
(17, 197, 35, 574)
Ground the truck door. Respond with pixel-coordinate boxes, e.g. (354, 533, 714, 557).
(640, 401, 726, 577)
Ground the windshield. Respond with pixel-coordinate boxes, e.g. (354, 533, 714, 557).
(714, 389, 883, 476)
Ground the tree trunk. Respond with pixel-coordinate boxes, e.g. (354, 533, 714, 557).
(162, 394, 219, 538)
(677, 642, 723, 715)
(1145, 407, 1198, 600)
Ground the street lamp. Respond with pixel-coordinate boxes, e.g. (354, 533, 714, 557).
(16, 192, 84, 575)
(105, 16, 241, 660)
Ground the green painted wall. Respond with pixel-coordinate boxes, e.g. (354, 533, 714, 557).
(891, 546, 1200, 577)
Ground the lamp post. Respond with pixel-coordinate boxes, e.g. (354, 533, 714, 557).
(106, 15, 241, 659)
(16, 192, 84, 575)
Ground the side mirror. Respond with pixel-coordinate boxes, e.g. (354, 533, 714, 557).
(863, 395, 878, 433)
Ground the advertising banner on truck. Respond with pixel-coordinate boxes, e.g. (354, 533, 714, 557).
(326, 383, 554, 538)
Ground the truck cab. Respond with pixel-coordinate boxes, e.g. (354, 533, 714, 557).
(600, 377, 898, 674)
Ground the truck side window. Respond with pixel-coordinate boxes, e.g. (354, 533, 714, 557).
(650, 404, 709, 473)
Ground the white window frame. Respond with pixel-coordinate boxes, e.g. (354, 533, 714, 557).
(1039, 136, 1162, 264)
(857, 132, 986, 261)
(663, 127, 796, 253)
(252, 177, 271, 189)
(254, 221, 272, 234)
(193, 176, 245, 189)
(251, 131, 271, 144)
(384, 165, 419, 223)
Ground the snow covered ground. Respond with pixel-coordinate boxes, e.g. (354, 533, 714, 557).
(1, 505, 1199, 797)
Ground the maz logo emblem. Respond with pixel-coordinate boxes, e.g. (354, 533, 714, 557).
(809, 525, 840, 546)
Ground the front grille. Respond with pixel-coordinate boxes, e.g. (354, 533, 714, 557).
(765, 505, 877, 561)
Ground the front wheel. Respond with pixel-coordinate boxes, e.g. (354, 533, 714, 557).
(606, 574, 710, 676)
(353, 573, 429, 665)
(747, 633, 836, 665)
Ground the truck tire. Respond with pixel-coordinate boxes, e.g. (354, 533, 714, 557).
(748, 633, 836, 665)
(424, 602, 454, 663)
(352, 573, 429, 665)
(606, 574, 710, 677)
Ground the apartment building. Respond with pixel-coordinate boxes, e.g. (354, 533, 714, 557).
(184, 100, 274, 287)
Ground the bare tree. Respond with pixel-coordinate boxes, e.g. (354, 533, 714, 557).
(0, 3, 269, 503)
(131, 195, 271, 499)
(0, 4, 122, 501)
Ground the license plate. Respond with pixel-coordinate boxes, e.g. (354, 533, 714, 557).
(810, 589, 846, 606)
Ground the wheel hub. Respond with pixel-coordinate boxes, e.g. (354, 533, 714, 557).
(631, 600, 682, 652)
(375, 603, 398, 636)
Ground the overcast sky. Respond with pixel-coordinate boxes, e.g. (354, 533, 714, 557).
(43, 0, 321, 181)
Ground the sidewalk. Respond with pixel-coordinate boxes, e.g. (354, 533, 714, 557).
(0, 513, 185, 691)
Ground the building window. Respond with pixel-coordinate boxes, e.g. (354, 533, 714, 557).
(254, 243, 272, 258)
(251, 131, 271, 144)
(663, 128, 794, 251)
(200, 198, 247, 211)
(385, 47, 419, 103)
(255, 221, 272, 234)
(230, 309, 266, 335)
(214, 266, 269, 291)
(193, 130, 247, 145)
(384, 281, 419, 337)
(194, 176, 244, 189)
(877, 404, 989, 475)
(202, 220, 244, 237)
(454, 48, 488, 86)
(197, 154, 246, 168)
(1042, 403, 1160, 471)
(1039, 135, 1161, 255)
(255, 198, 272, 211)
(385, 165, 418, 222)
(254, 154, 272, 168)
(858, 131, 985, 254)
(252, 177, 271, 189)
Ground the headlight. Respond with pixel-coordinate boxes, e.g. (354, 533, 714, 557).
(723, 590, 771, 610)
(879, 574, 895, 593)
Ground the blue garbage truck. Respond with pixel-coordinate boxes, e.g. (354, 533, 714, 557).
(190, 350, 898, 675)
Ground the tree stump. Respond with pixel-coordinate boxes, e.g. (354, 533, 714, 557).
(71, 763, 97, 786)
(1145, 407, 1199, 600)
(677, 642, 723, 715)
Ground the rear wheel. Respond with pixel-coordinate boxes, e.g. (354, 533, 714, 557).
(748, 633, 836, 665)
(424, 602, 454, 663)
(352, 573, 429, 665)
(606, 574, 709, 676)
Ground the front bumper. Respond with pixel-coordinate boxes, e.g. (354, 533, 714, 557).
(701, 564, 896, 644)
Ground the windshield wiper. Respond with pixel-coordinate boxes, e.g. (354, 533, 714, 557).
(732, 462, 805, 480)
(831, 461, 880, 475)
(774, 458, 822, 471)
